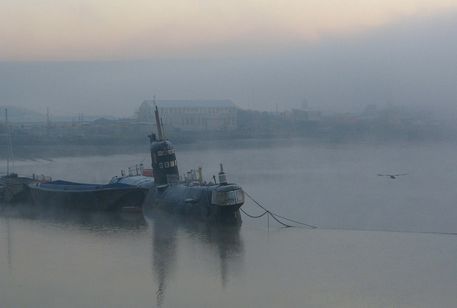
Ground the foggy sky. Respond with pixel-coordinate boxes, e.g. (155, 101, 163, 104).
(2, 0, 456, 61)
(0, 9, 456, 117)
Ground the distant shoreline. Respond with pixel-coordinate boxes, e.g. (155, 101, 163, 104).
(2, 136, 456, 161)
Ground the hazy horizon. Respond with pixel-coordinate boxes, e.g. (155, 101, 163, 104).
(0, 3, 456, 118)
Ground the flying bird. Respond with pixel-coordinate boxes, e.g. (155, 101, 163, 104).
(377, 173, 408, 179)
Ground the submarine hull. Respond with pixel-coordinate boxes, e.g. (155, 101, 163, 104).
(143, 183, 244, 223)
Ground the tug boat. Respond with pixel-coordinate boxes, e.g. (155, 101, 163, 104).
(143, 104, 245, 222)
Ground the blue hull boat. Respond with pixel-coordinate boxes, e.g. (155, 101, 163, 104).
(28, 178, 150, 211)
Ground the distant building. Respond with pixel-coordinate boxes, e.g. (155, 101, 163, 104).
(137, 99, 238, 131)
(282, 109, 322, 122)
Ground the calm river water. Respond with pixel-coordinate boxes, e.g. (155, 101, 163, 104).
(1, 140, 457, 307)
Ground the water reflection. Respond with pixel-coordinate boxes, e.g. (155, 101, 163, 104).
(145, 211, 244, 307)
(5, 216, 12, 271)
(0, 202, 147, 232)
(150, 214, 177, 307)
(0, 202, 148, 286)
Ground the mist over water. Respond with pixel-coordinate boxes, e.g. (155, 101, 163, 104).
(2, 140, 457, 307)
(8, 139, 457, 233)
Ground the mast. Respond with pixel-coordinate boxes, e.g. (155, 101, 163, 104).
(160, 116, 165, 139)
(153, 96, 164, 140)
(5, 108, 8, 175)
(46, 107, 50, 128)
(149, 96, 179, 185)
(5, 108, 11, 175)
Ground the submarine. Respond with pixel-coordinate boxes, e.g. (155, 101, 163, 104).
(142, 105, 245, 223)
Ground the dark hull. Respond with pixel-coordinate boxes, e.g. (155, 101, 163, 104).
(0, 176, 34, 203)
(29, 186, 146, 211)
(143, 184, 243, 223)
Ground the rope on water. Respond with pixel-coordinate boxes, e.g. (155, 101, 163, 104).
(242, 191, 317, 229)
(239, 208, 268, 219)
(240, 207, 291, 228)
(238, 191, 457, 236)
(242, 192, 457, 236)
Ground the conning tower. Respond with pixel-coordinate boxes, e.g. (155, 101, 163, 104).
(149, 105, 179, 185)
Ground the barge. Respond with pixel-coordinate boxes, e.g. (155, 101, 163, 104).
(28, 175, 153, 211)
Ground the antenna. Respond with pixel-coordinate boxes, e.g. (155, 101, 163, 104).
(5, 108, 14, 175)
(5, 108, 9, 175)
(153, 96, 164, 140)
(160, 117, 165, 139)
(46, 107, 50, 128)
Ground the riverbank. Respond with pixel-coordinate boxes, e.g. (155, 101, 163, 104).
(2, 136, 457, 161)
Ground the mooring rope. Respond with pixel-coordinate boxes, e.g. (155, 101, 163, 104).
(240, 207, 292, 228)
(242, 191, 317, 229)
(239, 208, 269, 219)
(242, 191, 457, 236)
